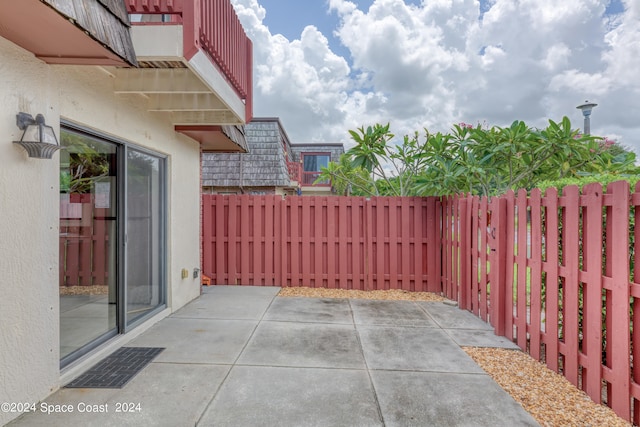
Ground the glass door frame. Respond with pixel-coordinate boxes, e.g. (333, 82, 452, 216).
(120, 144, 168, 333)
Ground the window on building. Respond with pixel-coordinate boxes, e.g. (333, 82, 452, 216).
(301, 153, 330, 186)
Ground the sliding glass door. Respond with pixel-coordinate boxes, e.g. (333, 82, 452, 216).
(126, 148, 165, 326)
(60, 126, 166, 366)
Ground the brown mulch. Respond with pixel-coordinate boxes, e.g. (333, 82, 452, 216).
(278, 286, 631, 427)
(464, 347, 630, 427)
(60, 285, 109, 296)
(278, 286, 446, 301)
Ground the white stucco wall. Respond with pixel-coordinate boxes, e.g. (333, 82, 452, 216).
(0, 37, 201, 425)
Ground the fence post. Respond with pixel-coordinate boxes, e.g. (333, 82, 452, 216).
(489, 196, 507, 336)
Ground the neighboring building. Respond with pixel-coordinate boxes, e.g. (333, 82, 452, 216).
(0, 1, 252, 424)
(202, 117, 298, 195)
(202, 118, 345, 195)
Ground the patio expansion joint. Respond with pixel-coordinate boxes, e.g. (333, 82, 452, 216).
(349, 299, 387, 427)
(414, 300, 444, 328)
(368, 368, 490, 376)
(261, 319, 355, 326)
(150, 360, 235, 367)
(195, 291, 279, 426)
(231, 363, 369, 372)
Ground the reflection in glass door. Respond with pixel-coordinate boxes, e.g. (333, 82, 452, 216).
(126, 149, 165, 325)
(59, 130, 118, 362)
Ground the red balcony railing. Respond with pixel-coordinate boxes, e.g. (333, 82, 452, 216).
(126, 0, 252, 121)
(286, 161, 301, 183)
(302, 171, 330, 187)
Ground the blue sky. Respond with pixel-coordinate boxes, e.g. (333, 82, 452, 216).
(232, 0, 639, 156)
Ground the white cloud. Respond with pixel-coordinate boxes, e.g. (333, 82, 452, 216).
(542, 43, 572, 71)
(231, 0, 640, 155)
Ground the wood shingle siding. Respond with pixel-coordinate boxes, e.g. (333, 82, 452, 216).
(202, 119, 292, 189)
(43, 0, 138, 66)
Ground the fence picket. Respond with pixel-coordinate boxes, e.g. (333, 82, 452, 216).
(529, 188, 542, 361)
(504, 190, 516, 341)
(581, 183, 603, 402)
(327, 197, 337, 288)
(543, 187, 560, 373)
(562, 185, 581, 387)
(339, 197, 349, 289)
(633, 182, 640, 426)
(515, 189, 528, 350)
(606, 181, 631, 419)
(240, 196, 250, 284)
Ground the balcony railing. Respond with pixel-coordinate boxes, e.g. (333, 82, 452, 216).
(302, 171, 330, 187)
(287, 161, 301, 183)
(126, 0, 252, 121)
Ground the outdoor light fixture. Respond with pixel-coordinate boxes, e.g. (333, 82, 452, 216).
(576, 100, 598, 135)
(13, 112, 62, 159)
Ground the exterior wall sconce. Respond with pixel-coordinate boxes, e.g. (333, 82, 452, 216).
(13, 112, 62, 159)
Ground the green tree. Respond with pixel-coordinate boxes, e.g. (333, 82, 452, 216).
(320, 118, 638, 197)
(314, 154, 374, 196)
(335, 123, 428, 196)
(415, 117, 637, 196)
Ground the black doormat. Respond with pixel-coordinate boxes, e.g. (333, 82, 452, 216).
(65, 347, 164, 389)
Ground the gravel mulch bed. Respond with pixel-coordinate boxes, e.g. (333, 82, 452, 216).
(278, 286, 631, 427)
(278, 286, 446, 301)
(60, 285, 109, 296)
(464, 347, 629, 427)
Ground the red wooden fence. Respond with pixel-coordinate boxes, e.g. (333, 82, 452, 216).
(202, 182, 638, 423)
(444, 181, 640, 423)
(202, 195, 441, 292)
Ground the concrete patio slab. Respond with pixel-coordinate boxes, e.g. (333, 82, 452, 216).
(97, 362, 230, 426)
(263, 297, 353, 324)
(419, 301, 494, 330)
(371, 370, 539, 426)
(8, 286, 538, 427)
(350, 299, 437, 327)
(9, 364, 229, 427)
(358, 326, 485, 373)
(127, 318, 257, 364)
(236, 321, 365, 369)
(199, 366, 382, 427)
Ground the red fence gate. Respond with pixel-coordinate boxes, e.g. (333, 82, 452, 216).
(202, 195, 441, 292)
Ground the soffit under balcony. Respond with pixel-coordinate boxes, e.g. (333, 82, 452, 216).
(0, 0, 137, 66)
(175, 125, 247, 152)
(112, 63, 247, 152)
